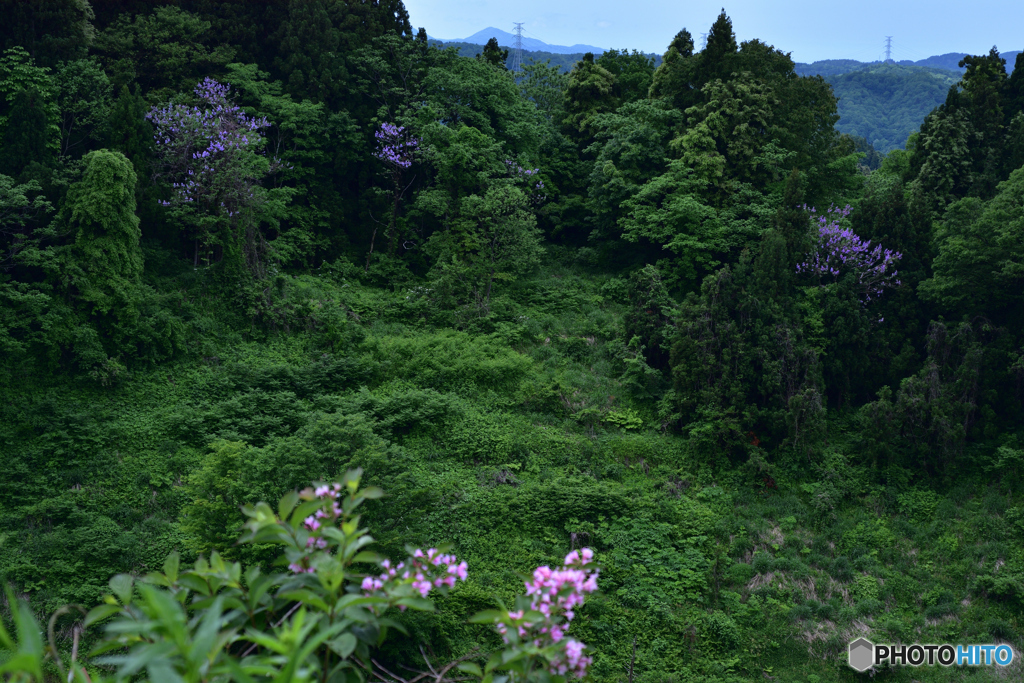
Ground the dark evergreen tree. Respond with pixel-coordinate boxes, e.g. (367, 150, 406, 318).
(107, 85, 163, 240)
(0, 0, 95, 68)
(959, 48, 1008, 196)
(668, 29, 694, 59)
(93, 5, 236, 98)
(479, 37, 508, 69)
(1006, 52, 1024, 122)
(562, 53, 617, 143)
(704, 9, 738, 64)
(0, 87, 54, 178)
(649, 28, 698, 111)
(597, 50, 656, 104)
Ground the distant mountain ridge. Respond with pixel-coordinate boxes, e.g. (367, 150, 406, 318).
(794, 52, 1020, 152)
(431, 34, 1020, 152)
(432, 27, 606, 55)
(796, 51, 1020, 77)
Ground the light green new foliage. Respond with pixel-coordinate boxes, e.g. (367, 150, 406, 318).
(62, 149, 143, 315)
(920, 165, 1024, 318)
(54, 57, 113, 158)
(428, 183, 542, 312)
(0, 46, 61, 154)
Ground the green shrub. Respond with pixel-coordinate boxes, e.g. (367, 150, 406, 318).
(701, 610, 741, 652)
(371, 330, 533, 392)
(987, 617, 1016, 641)
(829, 556, 854, 582)
(725, 562, 755, 585)
(789, 604, 813, 622)
(752, 552, 771, 574)
(897, 489, 942, 520)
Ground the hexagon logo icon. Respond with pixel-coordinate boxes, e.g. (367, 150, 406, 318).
(848, 638, 874, 672)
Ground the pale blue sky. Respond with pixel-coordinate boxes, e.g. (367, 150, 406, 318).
(405, 0, 1023, 63)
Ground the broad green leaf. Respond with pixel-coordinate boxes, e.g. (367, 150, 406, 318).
(163, 551, 181, 583)
(468, 609, 504, 623)
(484, 651, 504, 673)
(279, 589, 330, 612)
(327, 632, 357, 659)
(360, 486, 384, 499)
(278, 490, 299, 520)
(458, 662, 483, 677)
(84, 603, 122, 627)
(350, 551, 381, 564)
(394, 596, 434, 611)
(109, 574, 134, 605)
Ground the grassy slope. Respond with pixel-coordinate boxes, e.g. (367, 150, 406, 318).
(1, 251, 1022, 682)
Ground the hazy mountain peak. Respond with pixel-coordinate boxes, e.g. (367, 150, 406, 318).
(435, 27, 607, 55)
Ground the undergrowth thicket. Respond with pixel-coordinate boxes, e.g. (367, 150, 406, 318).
(2, 248, 1021, 682)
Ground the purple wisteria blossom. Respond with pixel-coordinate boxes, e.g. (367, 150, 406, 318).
(374, 122, 419, 169)
(148, 78, 277, 266)
(368, 122, 421, 267)
(797, 204, 902, 304)
(504, 158, 540, 180)
(505, 158, 546, 203)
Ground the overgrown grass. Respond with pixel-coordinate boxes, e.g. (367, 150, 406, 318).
(1, 252, 1021, 682)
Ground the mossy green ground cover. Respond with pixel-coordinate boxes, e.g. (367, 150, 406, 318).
(1, 252, 1021, 682)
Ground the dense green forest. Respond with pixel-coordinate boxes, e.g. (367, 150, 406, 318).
(828, 65, 961, 153)
(2, 2, 1024, 682)
(797, 54, 1021, 153)
(433, 41, 661, 74)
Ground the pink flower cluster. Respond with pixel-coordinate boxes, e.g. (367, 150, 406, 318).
(498, 549, 598, 678)
(287, 483, 345, 573)
(796, 204, 902, 304)
(361, 548, 468, 606)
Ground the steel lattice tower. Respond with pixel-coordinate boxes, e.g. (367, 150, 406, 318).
(511, 22, 525, 73)
(885, 36, 893, 62)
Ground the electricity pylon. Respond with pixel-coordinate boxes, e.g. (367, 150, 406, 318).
(511, 22, 525, 73)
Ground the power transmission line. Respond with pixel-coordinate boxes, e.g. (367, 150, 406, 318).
(511, 22, 525, 73)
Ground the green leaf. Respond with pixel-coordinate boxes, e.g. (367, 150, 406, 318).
(84, 603, 121, 627)
(109, 574, 134, 605)
(177, 574, 211, 594)
(279, 589, 330, 612)
(484, 651, 504, 673)
(394, 596, 435, 611)
(335, 594, 389, 612)
(376, 617, 409, 636)
(458, 662, 483, 677)
(360, 486, 384, 499)
(327, 633, 358, 659)
(291, 499, 324, 528)
(163, 551, 180, 583)
(350, 551, 381, 564)
(468, 609, 504, 624)
(278, 490, 299, 520)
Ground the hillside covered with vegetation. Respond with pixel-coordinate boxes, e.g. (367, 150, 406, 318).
(2, 2, 1024, 682)
(796, 54, 1020, 153)
(829, 64, 961, 153)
